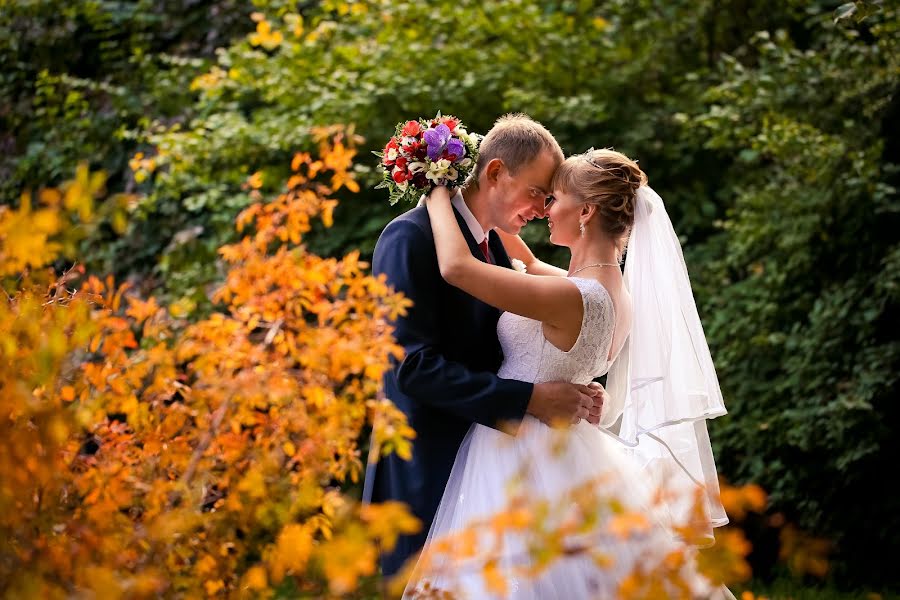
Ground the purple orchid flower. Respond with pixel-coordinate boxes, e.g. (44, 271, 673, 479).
(446, 137, 465, 161)
(423, 124, 452, 161)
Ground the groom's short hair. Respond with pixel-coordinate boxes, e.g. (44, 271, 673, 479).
(473, 114, 563, 184)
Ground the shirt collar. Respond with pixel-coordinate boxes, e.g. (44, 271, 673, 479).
(451, 190, 489, 244)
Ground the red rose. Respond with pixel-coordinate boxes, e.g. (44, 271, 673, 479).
(392, 168, 410, 183)
(395, 156, 408, 170)
(441, 116, 459, 132)
(401, 120, 421, 137)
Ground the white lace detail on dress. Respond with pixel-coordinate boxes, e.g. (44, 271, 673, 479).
(497, 277, 614, 386)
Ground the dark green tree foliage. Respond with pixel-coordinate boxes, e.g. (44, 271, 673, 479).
(0, 0, 251, 280)
(686, 7, 899, 582)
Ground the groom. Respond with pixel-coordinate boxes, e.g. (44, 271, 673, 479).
(366, 114, 605, 577)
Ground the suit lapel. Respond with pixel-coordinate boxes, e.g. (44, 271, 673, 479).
(450, 205, 490, 263)
(488, 229, 512, 269)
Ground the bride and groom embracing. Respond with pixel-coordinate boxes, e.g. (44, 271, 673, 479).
(365, 114, 731, 598)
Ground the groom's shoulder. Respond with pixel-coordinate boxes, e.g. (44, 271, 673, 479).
(373, 207, 434, 272)
(380, 206, 432, 241)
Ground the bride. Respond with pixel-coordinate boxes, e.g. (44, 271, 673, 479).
(406, 149, 731, 598)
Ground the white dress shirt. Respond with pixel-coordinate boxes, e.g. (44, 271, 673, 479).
(450, 190, 490, 245)
(418, 190, 490, 244)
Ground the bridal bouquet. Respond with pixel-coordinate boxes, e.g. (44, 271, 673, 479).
(375, 114, 480, 205)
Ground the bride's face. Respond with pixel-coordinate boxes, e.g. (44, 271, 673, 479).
(545, 189, 582, 247)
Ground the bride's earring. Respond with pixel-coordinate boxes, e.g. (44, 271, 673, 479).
(579, 221, 586, 237)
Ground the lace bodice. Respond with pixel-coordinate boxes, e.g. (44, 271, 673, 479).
(497, 277, 615, 386)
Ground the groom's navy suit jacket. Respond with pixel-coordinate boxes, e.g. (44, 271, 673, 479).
(367, 204, 533, 577)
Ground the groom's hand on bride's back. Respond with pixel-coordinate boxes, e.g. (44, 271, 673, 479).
(527, 382, 606, 428)
(586, 381, 607, 423)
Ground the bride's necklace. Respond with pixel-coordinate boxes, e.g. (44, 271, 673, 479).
(568, 262, 620, 276)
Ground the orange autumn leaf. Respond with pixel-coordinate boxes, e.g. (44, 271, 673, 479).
(247, 170, 264, 189)
(608, 511, 652, 539)
(360, 501, 421, 552)
(697, 527, 753, 586)
(125, 296, 160, 323)
(269, 523, 314, 582)
(719, 480, 767, 522)
(317, 525, 378, 594)
(482, 559, 507, 597)
(779, 524, 831, 578)
(242, 565, 268, 591)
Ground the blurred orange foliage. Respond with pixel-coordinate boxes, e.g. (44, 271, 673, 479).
(0, 131, 418, 598)
(404, 470, 764, 599)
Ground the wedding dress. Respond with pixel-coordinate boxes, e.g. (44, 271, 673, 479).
(406, 277, 722, 598)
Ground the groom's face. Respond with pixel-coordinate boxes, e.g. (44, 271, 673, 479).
(490, 150, 558, 235)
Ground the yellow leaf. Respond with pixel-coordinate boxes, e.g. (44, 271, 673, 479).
(80, 566, 123, 600)
(608, 512, 651, 539)
(205, 579, 225, 595)
(271, 523, 313, 581)
(318, 528, 377, 595)
(360, 501, 421, 552)
(243, 565, 268, 590)
(321, 200, 336, 228)
(196, 554, 218, 577)
(48, 415, 69, 443)
(237, 468, 267, 499)
(39, 187, 62, 207)
(306, 386, 327, 407)
(111, 206, 128, 234)
(249, 20, 284, 50)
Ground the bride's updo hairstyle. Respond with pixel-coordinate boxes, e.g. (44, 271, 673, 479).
(551, 148, 647, 241)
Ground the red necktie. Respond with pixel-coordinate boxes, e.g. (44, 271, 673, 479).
(478, 239, 492, 264)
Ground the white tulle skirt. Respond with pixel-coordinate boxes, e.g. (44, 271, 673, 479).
(405, 416, 731, 599)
